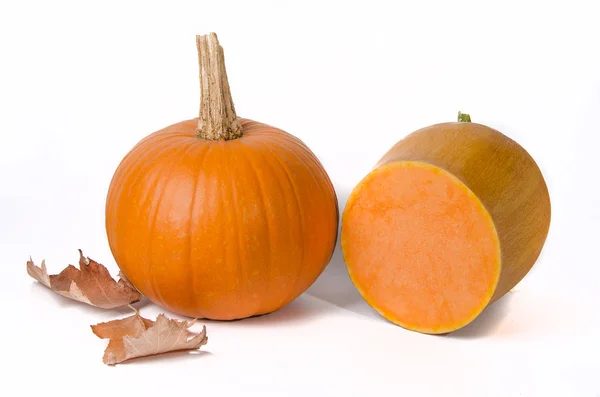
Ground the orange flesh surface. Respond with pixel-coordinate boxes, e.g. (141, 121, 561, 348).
(342, 161, 501, 334)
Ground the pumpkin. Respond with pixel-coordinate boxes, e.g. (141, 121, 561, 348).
(105, 33, 338, 320)
(341, 112, 551, 334)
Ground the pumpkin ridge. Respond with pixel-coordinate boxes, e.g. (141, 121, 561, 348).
(264, 143, 307, 304)
(109, 134, 169, 182)
(187, 142, 212, 316)
(267, 133, 338, 215)
(130, 139, 189, 219)
(236, 140, 270, 314)
(256, 126, 307, 148)
(146, 142, 197, 308)
(204, 143, 230, 315)
(107, 137, 188, 271)
(239, 139, 275, 314)
(300, 146, 339, 263)
(243, 137, 296, 310)
(108, 135, 184, 217)
(113, 136, 191, 210)
(273, 139, 332, 289)
(224, 141, 247, 312)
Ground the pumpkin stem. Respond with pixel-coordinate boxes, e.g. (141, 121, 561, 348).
(196, 33, 243, 140)
(457, 111, 472, 122)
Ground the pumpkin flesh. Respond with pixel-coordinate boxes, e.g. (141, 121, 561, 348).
(342, 161, 501, 334)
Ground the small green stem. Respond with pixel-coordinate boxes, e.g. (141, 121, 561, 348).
(457, 111, 471, 122)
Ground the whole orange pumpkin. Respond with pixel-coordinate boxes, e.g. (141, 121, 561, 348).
(105, 33, 338, 320)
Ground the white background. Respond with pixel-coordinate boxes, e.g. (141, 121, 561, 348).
(1, 0, 599, 395)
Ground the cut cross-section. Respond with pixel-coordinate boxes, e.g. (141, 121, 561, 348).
(341, 161, 501, 334)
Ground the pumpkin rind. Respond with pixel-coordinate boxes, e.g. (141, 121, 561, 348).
(106, 118, 338, 320)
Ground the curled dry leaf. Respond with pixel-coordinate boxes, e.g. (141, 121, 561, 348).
(26, 250, 141, 309)
(91, 309, 208, 365)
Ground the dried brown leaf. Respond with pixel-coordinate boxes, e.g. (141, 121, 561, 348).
(26, 258, 51, 288)
(91, 310, 208, 365)
(27, 250, 141, 309)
